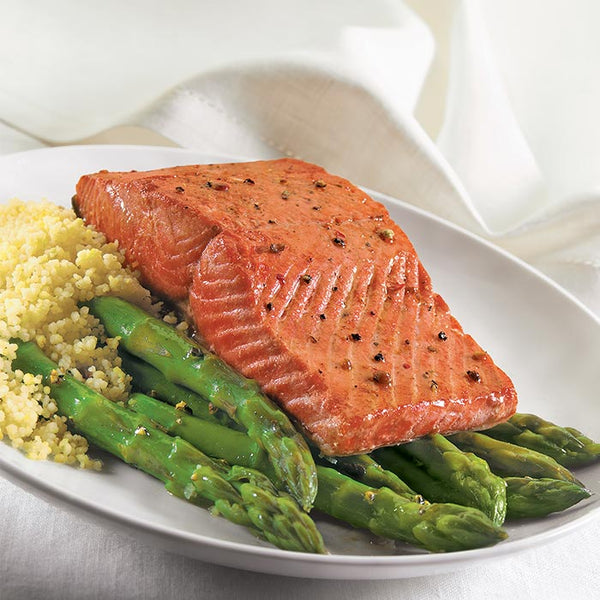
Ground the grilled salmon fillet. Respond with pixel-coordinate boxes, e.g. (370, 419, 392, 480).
(74, 158, 517, 455)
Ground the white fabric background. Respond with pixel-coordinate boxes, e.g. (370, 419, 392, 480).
(1, 1, 599, 597)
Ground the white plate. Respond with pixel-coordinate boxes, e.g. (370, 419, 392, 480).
(0, 145, 599, 580)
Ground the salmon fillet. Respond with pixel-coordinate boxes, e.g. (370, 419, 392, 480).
(74, 158, 517, 455)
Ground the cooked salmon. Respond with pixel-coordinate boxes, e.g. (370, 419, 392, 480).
(74, 158, 518, 455)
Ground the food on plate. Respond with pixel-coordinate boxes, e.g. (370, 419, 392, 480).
(1, 162, 597, 556)
(88, 296, 591, 526)
(316, 452, 424, 503)
(483, 413, 600, 468)
(449, 431, 580, 482)
(11, 339, 326, 554)
(13, 337, 508, 553)
(73, 158, 518, 456)
(0, 199, 160, 466)
(126, 392, 275, 478)
(119, 351, 234, 427)
(313, 466, 506, 553)
(503, 477, 591, 519)
(373, 434, 507, 526)
(85, 295, 317, 511)
(374, 433, 592, 521)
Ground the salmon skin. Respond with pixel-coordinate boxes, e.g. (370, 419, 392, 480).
(74, 158, 517, 456)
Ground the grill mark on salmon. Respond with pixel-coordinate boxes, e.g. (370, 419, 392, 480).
(74, 158, 518, 455)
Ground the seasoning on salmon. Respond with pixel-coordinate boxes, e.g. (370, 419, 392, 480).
(73, 158, 518, 456)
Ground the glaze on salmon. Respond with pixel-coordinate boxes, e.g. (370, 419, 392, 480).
(74, 159, 517, 455)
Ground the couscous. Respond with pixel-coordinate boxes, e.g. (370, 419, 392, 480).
(0, 199, 183, 467)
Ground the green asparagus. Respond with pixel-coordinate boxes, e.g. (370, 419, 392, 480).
(123, 399, 506, 552)
(483, 413, 600, 468)
(84, 295, 317, 511)
(126, 392, 275, 480)
(108, 379, 507, 551)
(504, 476, 591, 519)
(317, 453, 425, 504)
(11, 339, 325, 553)
(120, 350, 233, 427)
(449, 431, 580, 483)
(374, 434, 507, 527)
(314, 466, 507, 552)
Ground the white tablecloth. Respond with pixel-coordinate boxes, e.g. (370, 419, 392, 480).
(1, 1, 599, 597)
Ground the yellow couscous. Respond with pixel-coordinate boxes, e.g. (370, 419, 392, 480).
(0, 199, 180, 468)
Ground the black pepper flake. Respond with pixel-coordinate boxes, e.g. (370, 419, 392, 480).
(268, 219, 277, 224)
(253, 203, 260, 210)
(281, 190, 290, 199)
(404, 339, 411, 345)
(427, 346, 437, 353)
(350, 333, 362, 341)
(466, 370, 481, 383)
(312, 206, 322, 211)
(315, 179, 327, 188)
(265, 302, 273, 311)
(430, 380, 439, 392)
(332, 286, 338, 292)
(269, 243, 286, 253)
(308, 335, 318, 344)
(373, 352, 385, 362)
(243, 178, 255, 185)
(206, 181, 229, 191)
(438, 331, 448, 341)
(319, 313, 326, 320)
(301, 274, 312, 283)
(175, 186, 185, 193)
(332, 237, 346, 247)
(187, 345, 204, 359)
(373, 371, 391, 386)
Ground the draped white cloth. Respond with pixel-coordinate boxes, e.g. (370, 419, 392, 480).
(1, 1, 599, 597)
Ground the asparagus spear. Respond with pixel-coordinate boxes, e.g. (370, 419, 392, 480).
(374, 435, 507, 527)
(483, 413, 600, 468)
(124, 351, 424, 505)
(11, 339, 325, 554)
(449, 431, 580, 483)
(317, 453, 425, 504)
(126, 392, 276, 480)
(84, 296, 317, 511)
(504, 477, 591, 519)
(120, 350, 234, 427)
(369, 446, 590, 521)
(315, 467, 507, 552)
(118, 387, 506, 551)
